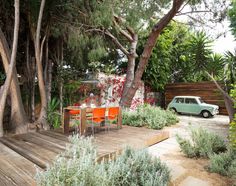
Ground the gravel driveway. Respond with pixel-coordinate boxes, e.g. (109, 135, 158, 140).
(148, 114, 233, 185)
(172, 114, 230, 141)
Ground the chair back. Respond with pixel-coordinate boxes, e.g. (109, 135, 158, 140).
(93, 108, 106, 118)
(108, 107, 119, 116)
(69, 109, 81, 115)
(108, 107, 119, 120)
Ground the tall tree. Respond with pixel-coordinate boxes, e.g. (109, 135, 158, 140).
(0, 0, 20, 136)
(207, 72, 235, 122)
(0, 28, 28, 134)
(121, 0, 185, 107)
(33, 0, 49, 129)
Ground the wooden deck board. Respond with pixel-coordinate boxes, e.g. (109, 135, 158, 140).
(0, 125, 169, 185)
(0, 143, 40, 186)
(14, 133, 66, 153)
(0, 137, 56, 168)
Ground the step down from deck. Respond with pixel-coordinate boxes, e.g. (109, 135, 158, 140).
(0, 126, 169, 170)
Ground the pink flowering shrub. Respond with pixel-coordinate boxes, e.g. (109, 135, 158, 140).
(97, 74, 144, 110)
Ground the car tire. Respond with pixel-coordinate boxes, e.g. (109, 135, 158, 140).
(170, 108, 177, 113)
(201, 110, 211, 118)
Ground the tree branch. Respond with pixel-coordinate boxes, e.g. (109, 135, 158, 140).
(178, 0, 191, 13)
(86, 28, 129, 56)
(113, 19, 133, 42)
(40, 35, 46, 63)
(176, 10, 211, 16)
(206, 71, 235, 103)
(126, 26, 135, 37)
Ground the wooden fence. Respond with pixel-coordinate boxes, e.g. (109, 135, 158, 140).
(165, 81, 228, 115)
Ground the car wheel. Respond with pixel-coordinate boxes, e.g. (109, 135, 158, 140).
(170, 108, 177, 113)
(201, 110, 211, 118)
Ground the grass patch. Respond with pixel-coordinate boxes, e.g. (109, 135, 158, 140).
(122, 104, 178, 130)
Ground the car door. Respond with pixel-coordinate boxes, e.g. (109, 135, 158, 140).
(184, 98, 201, 114)
(174, 98, 185, 112)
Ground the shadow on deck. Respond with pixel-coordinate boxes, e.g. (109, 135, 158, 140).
(0, 125, 169, 186)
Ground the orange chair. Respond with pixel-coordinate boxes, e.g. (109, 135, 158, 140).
(69, 109, 81, 133)
(106, 107, 120, 130)
(87, 108, 106, 135)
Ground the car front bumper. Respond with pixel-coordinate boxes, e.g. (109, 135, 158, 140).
(212, 108, 219, 115)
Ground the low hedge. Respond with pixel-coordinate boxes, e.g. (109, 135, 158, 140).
(122, 104, 178, 130)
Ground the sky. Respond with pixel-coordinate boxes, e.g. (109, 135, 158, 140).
(175, 1, 236, 54)
(212, 22, 236, 54)
(213, 33, 236, 54)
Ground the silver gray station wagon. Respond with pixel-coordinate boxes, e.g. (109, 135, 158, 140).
(167, 96, 219, 118)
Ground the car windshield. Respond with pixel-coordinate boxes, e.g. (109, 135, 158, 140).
(199, 98, 205, 103)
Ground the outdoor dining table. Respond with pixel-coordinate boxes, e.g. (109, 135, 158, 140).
(63, 106, 122, 135)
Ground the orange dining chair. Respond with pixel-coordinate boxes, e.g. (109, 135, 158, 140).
(106, 107, 120, 131)
(69, 109, 81, 133)
(87, 108, 106, 135)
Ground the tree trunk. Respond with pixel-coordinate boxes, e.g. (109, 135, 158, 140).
(46, 59, 52, 102)
(26, 33, 31, 116)
(34, 0, 49, 129)
(207, 72, 235, 122)
(121, 0, 185, 107)
(0, 29, 28, 132)
(0, 0, 20, 136)
(44, 37, 48, 82)
(44, 37, 52, 102)
(120, 34, 138, 106)
(26, 34, 36, 122)
(59, 39, 64, 115)
(31, 57, 36, 121)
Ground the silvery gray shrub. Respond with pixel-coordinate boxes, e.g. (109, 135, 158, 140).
(36, 135, 170, 186)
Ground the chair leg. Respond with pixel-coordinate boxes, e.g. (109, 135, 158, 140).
(92, 123, 94, 136)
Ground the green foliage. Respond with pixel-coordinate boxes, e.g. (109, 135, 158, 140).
(122, 104, 178, 129)
(229, 0, 236, 38)
(230, 120, 236, 149)
(230, 85, 236, 149)
(224, 50, 236, 84)
(64, 80, 81, 106)
(122, 110, 144, 127)
(176, 127, 227, 158)
(206, 53, 224, 79)
(0, 72, 5, 85)
(141, 21, 191, 90)
(112, 0, 169, 31)
(36, 135, 170, 186)
(188, 31, 213, 74)
(140, 22, 223, 91)
(47, 98, 61, 128)
(209, 149, 236, 178)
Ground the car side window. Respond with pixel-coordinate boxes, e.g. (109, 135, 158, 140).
(175, 98, 184, 103)
(185, 98, 198, 104)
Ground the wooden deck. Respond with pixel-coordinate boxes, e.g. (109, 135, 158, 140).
(0, 126, 169, 186)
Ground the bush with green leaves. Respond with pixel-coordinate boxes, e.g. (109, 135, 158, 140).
(209, 149, 236, 178)
(47, 98, 61, 128)
(122, 104, 178, 130)
(122, 110, 144, 127)
(176, 127, 227, 158)
(36, 135, 170, 186)
(230, 85, 236, 149)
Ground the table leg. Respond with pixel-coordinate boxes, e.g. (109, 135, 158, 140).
(80, 109, 87, 136)
(118, 108, 122, 129)
(63, 109, 70, 134)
